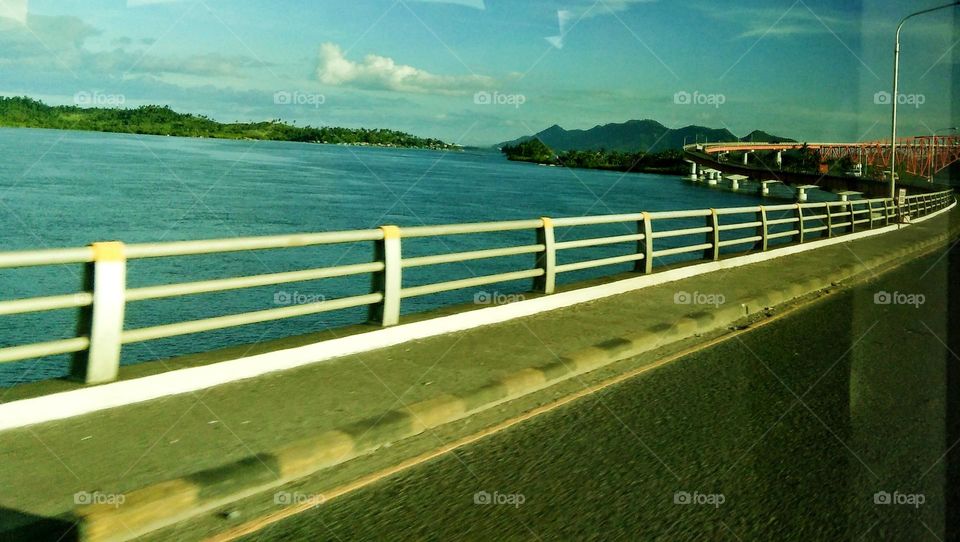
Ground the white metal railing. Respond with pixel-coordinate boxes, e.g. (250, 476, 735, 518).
(0, 189, 954, 384)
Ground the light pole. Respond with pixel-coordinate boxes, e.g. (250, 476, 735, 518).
(929, 127, 957, 182)
(889, 1, 960, 200)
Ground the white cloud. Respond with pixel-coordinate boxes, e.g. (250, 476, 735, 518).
(316, 42, 495, 95)
(0, 0, 27, 25)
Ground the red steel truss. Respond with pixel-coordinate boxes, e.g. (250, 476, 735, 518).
(703, 136, 960, 179)
(819, 136, 960, 178)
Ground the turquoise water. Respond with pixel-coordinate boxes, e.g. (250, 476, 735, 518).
(0, 128, 771, 385)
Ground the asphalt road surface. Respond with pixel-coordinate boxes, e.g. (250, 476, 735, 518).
(247, 242, 960, 541)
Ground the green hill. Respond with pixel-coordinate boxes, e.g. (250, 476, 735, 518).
(0, 96, 454, 149)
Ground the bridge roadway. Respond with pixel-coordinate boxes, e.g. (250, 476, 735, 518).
(237, 218, 960, 542)
(0, 207, 958, 540)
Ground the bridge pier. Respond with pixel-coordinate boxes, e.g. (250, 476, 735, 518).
(708, 171, 718, 186)
(796, 185, 819, 203)
(686, 160, 697, 181)
(742, 152, 749, 165)
(760, 180, 780, 196)
(727, 174, 748, 191)
(776, 150, 782, 169)
(836, 191, 862, 202)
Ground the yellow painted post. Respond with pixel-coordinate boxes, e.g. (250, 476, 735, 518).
(755, 207, 768, 252)
(72, 241, 126, 384)
(705, 209, 720, 261)
(369, 226, 402, 327)
(825, 203, 833, 238)
(534, 217, 556, 294)
(795, 204, 805, 243)
(638, 212, 653, 274)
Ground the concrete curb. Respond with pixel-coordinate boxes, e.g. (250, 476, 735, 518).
(73, 215, 960, 542)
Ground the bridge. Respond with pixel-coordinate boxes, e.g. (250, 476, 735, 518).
(683, 137, 960, 199)
(0, 189, 956, 541)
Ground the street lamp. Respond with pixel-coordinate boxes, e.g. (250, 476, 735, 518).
(929, 127, 958, 182)
(889, 1, 960, 200)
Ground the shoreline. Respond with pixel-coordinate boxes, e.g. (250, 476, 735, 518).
(0, 124, 465, 152)
(505, 155, 687, 177)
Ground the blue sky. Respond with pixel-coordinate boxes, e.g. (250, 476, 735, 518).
(0, 0, 956, 145)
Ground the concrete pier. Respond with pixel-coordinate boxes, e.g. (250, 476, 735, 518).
(836, 191, 862, 202)
(761, 180, 781, 196)
(796, 185, 819, 203)
(726, 174, 748, 191)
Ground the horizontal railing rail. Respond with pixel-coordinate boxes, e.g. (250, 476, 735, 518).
(0, 189, 954, 385)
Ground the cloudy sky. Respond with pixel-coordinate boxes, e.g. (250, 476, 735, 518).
(0, 0, 957, 145)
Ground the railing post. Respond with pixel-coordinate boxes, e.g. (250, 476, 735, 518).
(794, 204, 805, 244)
(867, 200, 876, 229)
(638, 212, 653, 274)
(534, 217, 556, 294)
(755, 207, 768, 252)
(71, 241, 126, 384)
(369, 225, 401, 327)
(704, 208, 719, 261)
(848, 201, 856, 233)
(825, 203, 833, 238)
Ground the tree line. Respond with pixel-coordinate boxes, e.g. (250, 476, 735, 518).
(0, 96, 455, 149)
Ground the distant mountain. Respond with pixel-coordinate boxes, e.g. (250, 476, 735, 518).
(497, 120, 794, 153)
(739, 130, 790, 143)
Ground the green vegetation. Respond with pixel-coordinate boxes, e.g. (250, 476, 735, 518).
(501, 139, 688, 175)
(0, 96, 456, 149)
(556, 148, 687, 174)
(500, 138, 556, 163)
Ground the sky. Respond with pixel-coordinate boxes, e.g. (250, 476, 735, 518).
(0, 0, 957, 146)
